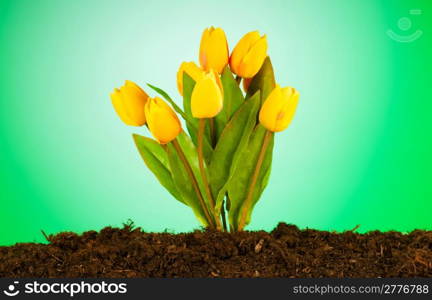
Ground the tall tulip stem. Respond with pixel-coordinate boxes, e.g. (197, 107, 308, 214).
(209, 118, 216, 147)
(238, 130, 273, 231)
(198, 118, 222, 230)
(172, 138, 215, 228)
(221, 195, 229, 232)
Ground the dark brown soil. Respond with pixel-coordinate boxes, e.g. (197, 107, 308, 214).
(1, 223, 431, 278)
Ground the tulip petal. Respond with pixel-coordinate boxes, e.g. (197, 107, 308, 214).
(177, 62, 205, 95)
(207, 30, 228, 73)
(199, 27, 229, 74)
(199, 28, 211, 70)
(238, 36, 268, 78)
(259, 86, 300, 132)
(211, 69, 223, 94)
(230, 31, 261, 74)
(120, 84, 147, 126)
(274, 88, 300, 132)
(259, 87, 285, 132)
(125, 80, 148, 96)
(111, 89, 138, 126)
(181, 73, 213, 163)
(191, 75, 223, 118)
(146, 97, 181, 144)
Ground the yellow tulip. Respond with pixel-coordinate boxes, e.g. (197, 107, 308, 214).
(177, 61, 205, 96)
(230, 31, 268, 78)
(191, 70, 223, 118)
(145, 97, 182, 144)
(199, 27, 229, 74)
(110, 80, 149, 126)
(259, 85, 299, 132)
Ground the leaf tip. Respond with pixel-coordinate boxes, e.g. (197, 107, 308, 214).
(132, 133, 143, 143)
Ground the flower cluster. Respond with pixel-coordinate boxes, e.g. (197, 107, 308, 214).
(110, 27, 299, 231)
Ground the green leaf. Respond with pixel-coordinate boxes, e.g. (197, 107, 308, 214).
(246, 56, 276, 105)
(176, 131, 214, 207)
(176, 131, 205, 186)
(214, 66, 245, 139)
(227, 124, 274, 230)
(166, 132, 213, 226)
(182, 73, 198, 131)
(147, 84, 188, 121)
(182, 73, 213, 163)
(209, 91, 261, 213)
(258, 164, 272, 200)
(132, 134, 184, 204)
(246, 143, 273, 225)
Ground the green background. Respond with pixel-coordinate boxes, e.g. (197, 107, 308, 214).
(1, 0, 431, 245)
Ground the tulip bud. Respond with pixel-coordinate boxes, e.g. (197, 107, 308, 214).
(191, 70, 223, 118)
(199, 27, 229, 74)
(177, 61, 205, 96)
(259, 85, 299, 132)
(145, 97, 182, 144)
(230, 31, 268, 78)
(110, 80, 149, 126)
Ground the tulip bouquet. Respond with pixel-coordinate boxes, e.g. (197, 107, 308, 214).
(111, 27, 299, 232)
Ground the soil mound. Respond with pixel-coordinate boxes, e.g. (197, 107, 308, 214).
(1, 223, 431, 277)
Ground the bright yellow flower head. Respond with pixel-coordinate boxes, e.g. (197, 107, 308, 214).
(145, 97, 182, 144)
(111, 80, 149, 126)
(191, 70, 223, 118)
(199, 27, 229, 74)
(177, 61, 205, 96)
(259, 85, 299, 132)
(230, 31, 268, 78)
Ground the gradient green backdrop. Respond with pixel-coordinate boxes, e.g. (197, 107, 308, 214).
(1, 0, 431, 245)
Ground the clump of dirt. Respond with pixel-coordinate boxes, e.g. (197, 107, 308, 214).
(0, 223, 431, 277)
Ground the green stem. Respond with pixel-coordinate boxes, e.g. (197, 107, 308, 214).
(172, 138, 215, 228)
(237, 130, 273, 231)
(235, 75, 242, 85)
(198, 118, 222, 230)
(209, 117, 216, 147)
(221, 196, 228, 232)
